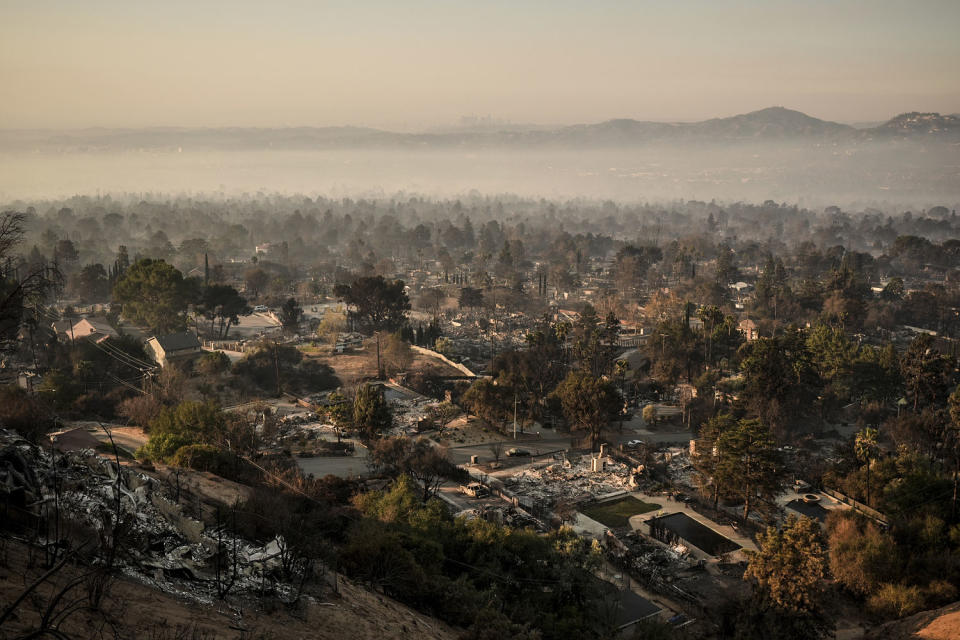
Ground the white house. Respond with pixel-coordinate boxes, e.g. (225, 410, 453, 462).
(67, 317, 119, 343)
(145, 332, 202, 368)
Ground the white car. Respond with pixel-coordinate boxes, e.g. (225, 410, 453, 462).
(253, 305, 268, 312)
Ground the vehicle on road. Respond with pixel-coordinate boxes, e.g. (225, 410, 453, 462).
(253, 305, 269, 312)
(506, 447, 531, 457)
(625, 439, 645, 448)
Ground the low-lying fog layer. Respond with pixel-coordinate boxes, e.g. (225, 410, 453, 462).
(1, 142, 957, 206)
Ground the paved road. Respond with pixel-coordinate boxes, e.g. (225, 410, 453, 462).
(225, 311, 281, 339)
(296, 442, 370, 478)
(447, 424, 692, 467)
(293, 418, 692, 477)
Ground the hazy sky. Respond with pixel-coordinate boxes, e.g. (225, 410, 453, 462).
(2, 0, 958, 129)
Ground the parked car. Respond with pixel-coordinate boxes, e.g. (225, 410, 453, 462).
(506, 448, 531, 457)
(625, 439, 645, 448)
(460, 482, 489, 498)
(253, 305, 268, 312)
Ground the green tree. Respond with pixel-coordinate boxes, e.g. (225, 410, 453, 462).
(377, 331, 413, 376)
(738, 329, 819, 439)
(316, 309, 347, 343)
(692, 413, 737, 509)
(901, 334, 955, 413)
(244, 267, 269, 297)
(947, 386, 960, 518)
(334, 276, 410, 333)
(851, 343, 902, 405)
(279, 297, 303, 333)
(753, 255, 789, 320)
(458, 286, 484, 309)
(744, 514, 826, 613)
(434, 336, 453, 355)
(854, 427, 879, 506)
(613, 244, 662, 296)
(880, 277, 904, 302)
(462, 378, 511, 431)
(715, 418, 785, 520)
(196, 350, 231, 376)
(323, 391, 353, 442)
(354, 382, 392, 441)
(112, 258, 191, 333)
(68, 263, 110, 302)
(551, 370, 619, 451)
(0, 212, 61, 348)
(232, 341, 338, 395)
(369, 437, 457, 501)
(807, 323, 857, 398)
(197, 284, 250, 339)
(137, 400, 226, 462)
(827, 512, 898, 597)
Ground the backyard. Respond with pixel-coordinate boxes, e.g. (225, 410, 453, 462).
(580, 496, 662, 528)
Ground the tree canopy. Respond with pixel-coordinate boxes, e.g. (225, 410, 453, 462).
(353, 382, 392, 441)
(744, 514, 826, 613)
(112, 258, 191, 334)
(551, 370, 619, 451)
(334, 276, 410, 334)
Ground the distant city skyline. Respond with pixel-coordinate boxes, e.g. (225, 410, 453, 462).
(1, 0, 958, 129)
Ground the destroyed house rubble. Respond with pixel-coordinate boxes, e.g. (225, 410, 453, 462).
(503, 454, 639, 507)
(0, 429, 311, 606)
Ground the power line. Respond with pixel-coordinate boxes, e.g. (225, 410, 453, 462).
(97, 338, 157, 370)
(85, 336, 157, 372)
(105, 371, 152, 396)
(32, 305, 157, 370)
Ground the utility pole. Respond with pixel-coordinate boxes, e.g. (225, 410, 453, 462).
(513, 393, 518, 440)
(274, 341, 281, 396)
(375, 332, 383, 379)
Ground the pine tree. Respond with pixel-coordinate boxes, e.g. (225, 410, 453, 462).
(353, 383, 392, 442)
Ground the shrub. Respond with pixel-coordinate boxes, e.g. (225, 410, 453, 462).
(196, 351, 231, 376)
(136, 400, 225, 462)
(117, 394, 164, 428)
(171, 444, 235, 475)
(867, 583, 925, 619)
(136, 431, 194, 462)
(923, 579, 958, 608)
(232, 342, 338, 394)
(0, 385, 55, 442)
(642, 404, 656, 424)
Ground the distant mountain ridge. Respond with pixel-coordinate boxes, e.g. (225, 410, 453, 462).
(1, 107, 957, 151)
(872, 111, 960, 136)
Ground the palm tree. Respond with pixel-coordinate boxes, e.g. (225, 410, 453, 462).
(615, 358, 629, 432)
(855, 427, 879, 506)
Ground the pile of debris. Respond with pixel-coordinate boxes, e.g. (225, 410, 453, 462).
(386, 396, 435, 437)
(504, 454, 639, 506)
(0, 429, 316, 607)
(663, 448, 696, 487)
(606, 530, 698, 603)
(455, 504, 547, 531)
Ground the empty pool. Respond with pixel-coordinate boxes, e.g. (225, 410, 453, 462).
(649, 512, 740, 556)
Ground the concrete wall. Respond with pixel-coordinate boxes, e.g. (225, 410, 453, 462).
(410, 345, 476, 377)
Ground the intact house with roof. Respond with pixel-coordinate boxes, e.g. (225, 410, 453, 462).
(145, 332, 202, 368)
(738, 318, 759, 341)
(54, 317, 119, 343)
